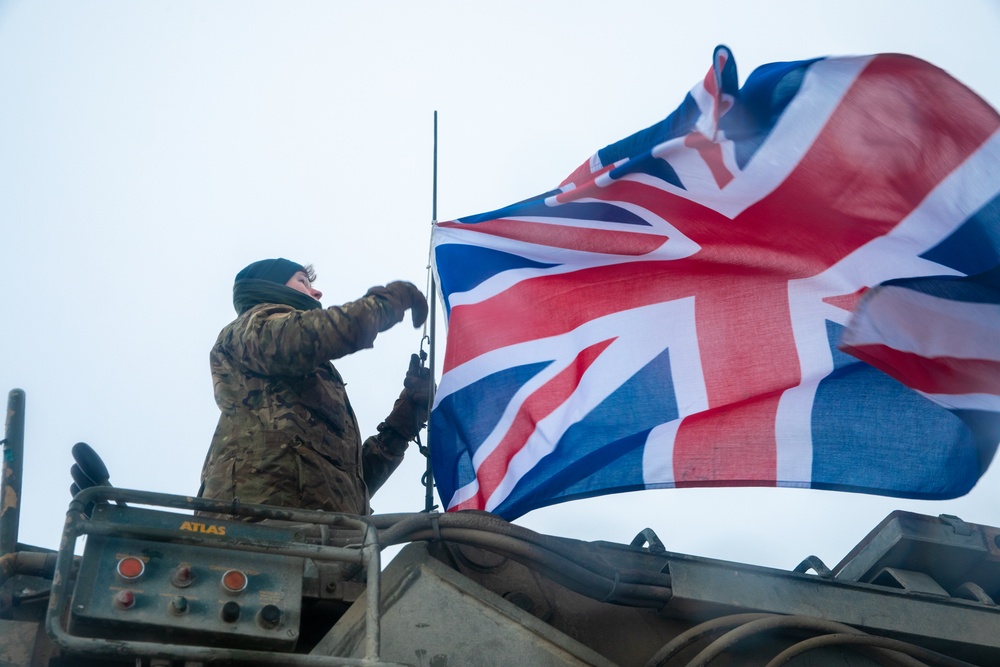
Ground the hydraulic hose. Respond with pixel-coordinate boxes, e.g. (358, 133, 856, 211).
(684, 615, 873, 667)
(644, 612, 940, 667)
(395, 525, 670, 607)
(643, 613, 776, 667)
(765, 633, 981, 667)
(378, 512, 672, 607)
(382, 511, 672, 586)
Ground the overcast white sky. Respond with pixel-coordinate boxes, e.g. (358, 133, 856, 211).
(2, 0, 999, 571)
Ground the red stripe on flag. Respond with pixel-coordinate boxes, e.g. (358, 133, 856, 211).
(824, 288, 868, 312)
(684, 131, 734, 187)
(559, 160, 615, 188)
(444, 255, 709, 372)
(438, 219, 668, 256)
(702, 61, 719, 98)
(451, 338, 615, 511)
(673, 394, 783, 487)
(842, 344, 1000, 396)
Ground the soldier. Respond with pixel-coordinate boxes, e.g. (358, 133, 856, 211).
(197, 258, 431, 517)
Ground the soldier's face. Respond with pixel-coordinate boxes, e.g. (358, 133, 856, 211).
(286, 271, 323, 302)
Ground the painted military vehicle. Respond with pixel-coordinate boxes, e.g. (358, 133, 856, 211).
(4, 388, 999, 666)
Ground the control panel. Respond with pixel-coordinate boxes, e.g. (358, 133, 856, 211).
(68, 504, 304, 650)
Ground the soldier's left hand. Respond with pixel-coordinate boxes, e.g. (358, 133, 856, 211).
(383, 354, 435, 439)
(403, 353, 433, 411)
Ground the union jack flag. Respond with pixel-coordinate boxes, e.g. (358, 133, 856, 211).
(430, 46, 1000, 520)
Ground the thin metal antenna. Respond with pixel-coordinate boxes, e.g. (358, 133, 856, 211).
(422, 111, 439, 513)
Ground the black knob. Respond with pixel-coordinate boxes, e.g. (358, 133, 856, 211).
(257, 604, 282, 629)
(220, 601, 240, 623)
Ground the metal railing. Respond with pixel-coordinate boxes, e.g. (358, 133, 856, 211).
(45, 486, 410, 666)
(1, 389, 26, 557)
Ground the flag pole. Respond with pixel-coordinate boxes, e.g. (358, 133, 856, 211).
(421, 110, 439, 513)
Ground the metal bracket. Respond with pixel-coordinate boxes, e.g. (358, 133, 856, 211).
(629, 528, 666, 554)
(939, 514, 972, 536)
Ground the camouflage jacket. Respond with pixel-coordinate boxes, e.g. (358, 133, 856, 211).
(198, 296, 411, 516)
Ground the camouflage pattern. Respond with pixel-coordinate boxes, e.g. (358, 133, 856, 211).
(198, 294, 413, 517)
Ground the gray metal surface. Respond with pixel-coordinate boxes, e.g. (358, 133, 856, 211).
(665, 552, 1000, 663)
(0, 619, 39, 667)
(421, 519, 1000, 665)
(314, 542, 618, 667)
(835, 510, 1000, 596)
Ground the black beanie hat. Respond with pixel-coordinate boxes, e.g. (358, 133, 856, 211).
(234, 258, 305, 286)
(231, 258, 322, 315)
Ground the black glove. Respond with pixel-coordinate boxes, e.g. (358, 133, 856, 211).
(381, 354, 434, 440)
(366, 281, 428, 330)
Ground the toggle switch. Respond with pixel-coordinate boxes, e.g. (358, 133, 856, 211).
(171, 564, 194, 588)
(113, 590, 135, 610)
(168, 596, 189, 616)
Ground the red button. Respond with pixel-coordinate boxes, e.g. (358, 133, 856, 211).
(221, 570, 248, 593)
(116, 557, 145, 580)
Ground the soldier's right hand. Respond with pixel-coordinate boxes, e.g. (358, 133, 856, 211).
(367, 281, 428, 329)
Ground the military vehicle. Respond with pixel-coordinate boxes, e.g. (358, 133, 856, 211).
(3, 387, 999, 666)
